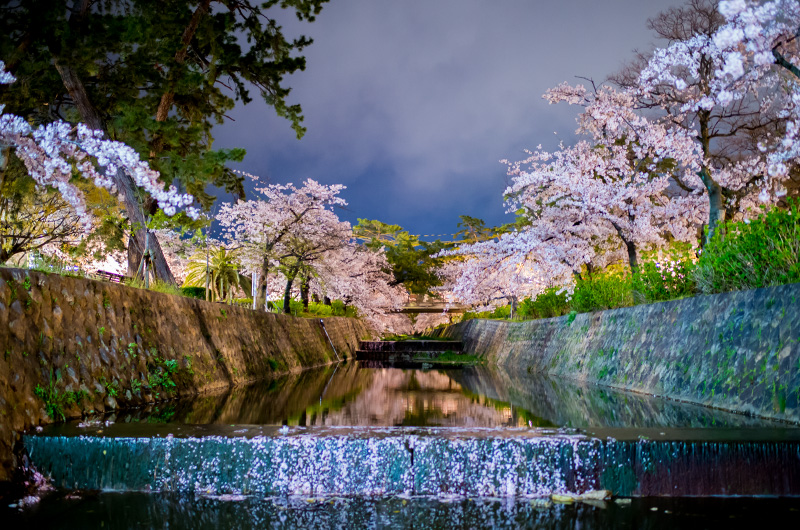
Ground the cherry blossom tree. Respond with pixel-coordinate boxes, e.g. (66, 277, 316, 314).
(217, 178, 346, 310)
(275, 206, 351, 314)
(444, 82, 706, 308)
(711, 0, 800, 195)
(628, 0, 789, 242)
(516, 83, 706, 270)
(311, 242, 407, 329)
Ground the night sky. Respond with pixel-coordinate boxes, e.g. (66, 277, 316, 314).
(214, 0, 685, 241)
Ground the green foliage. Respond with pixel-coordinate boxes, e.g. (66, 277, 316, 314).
(33, 371, 86, 422)
(460, 305, 510, 322)
(289, 299, 304, 315)
(180, 286, 207, 299)
(331, 299, 346, 316)
(308, 301, 332, 317)
(632, 256, 696, 302)
(519, 287, 571, 319)
(98, 377, 119, 398)
(127, 277, 183, 296)
(454, 216, 496, 243)
(695, 200, 800, 294)
(354, 218, 448, 296)
(147, 360, 178, 397)
(570, 268, 633, 313)
(182, 247, 241, 302)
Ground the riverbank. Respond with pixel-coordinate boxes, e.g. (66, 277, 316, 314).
(0, 267, 372, 483)
(436, 282, 800, 424)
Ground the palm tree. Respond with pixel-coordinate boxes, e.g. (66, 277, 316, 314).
(183, 247, 241, 302)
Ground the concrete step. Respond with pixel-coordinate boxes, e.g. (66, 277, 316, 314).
(354, 350, 465, 361)
(358, 341, 463, 353)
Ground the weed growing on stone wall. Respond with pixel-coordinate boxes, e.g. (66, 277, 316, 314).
(131, 379, 142, 393)
(127, 343, 137, 358)
(147, 357, 178, 398)
(182, 355, 194, 375)
(98, 326, 105, 338)
(33, 370, 85, 422)
(98, 377, 119, 398)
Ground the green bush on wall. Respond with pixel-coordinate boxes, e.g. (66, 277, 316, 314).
(570, 268, 633, 313)
(180, 286, 207, 299)
(695, 199, 800, 294)
(518, 287, 571, 319)
(632, 246, 697, 303)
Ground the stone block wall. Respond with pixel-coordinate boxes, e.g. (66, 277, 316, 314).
(438, 283, 800, 424)
(0, 267, 372, 481)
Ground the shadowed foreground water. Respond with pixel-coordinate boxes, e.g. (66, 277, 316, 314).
(4, 492, 800, 529)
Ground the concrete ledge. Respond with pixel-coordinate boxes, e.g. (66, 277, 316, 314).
(25, 430, 800, 496)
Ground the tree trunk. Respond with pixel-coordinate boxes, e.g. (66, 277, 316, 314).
(283, 267, 299, 314)
(300, 274, 310, 310)
(609, 220, 638, 273)
(256, 256, 270, 310)
(624, 239, 638, 273)
(697, 111, 725, 248)
(699, 167, 725, 246)
(52, 59, 176, 284)
(154, 0, 212, 124)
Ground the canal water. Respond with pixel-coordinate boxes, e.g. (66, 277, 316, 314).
(9, 361, 800, 528)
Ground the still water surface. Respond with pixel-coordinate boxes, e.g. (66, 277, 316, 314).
(90, 360, 784, 431)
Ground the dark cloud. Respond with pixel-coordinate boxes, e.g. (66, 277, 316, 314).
(214, 0, 685, 238)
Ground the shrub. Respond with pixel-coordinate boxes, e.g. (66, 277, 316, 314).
(126, 277, 182, 296)
(571, 268, 633, 313)
(520, 287, 571, 319)
(180, 286, 207, 299)
(289, 299, 304, 315)
(489, 305, 511, 319)
(308, 301, 333, 317)
(633, 256, 696, 303)
(331, 300, 346, 316)
(695, 200, 800, 294)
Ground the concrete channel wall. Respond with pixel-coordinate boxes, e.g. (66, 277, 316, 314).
(0, 267, 372, 482)
(437, 283, 800, 424)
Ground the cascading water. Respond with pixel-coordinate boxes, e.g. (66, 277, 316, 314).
(24, 426, 800, 497)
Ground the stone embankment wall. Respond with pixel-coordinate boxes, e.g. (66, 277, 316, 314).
(0, 267, 372, 482)
(438, 283, 800, 424)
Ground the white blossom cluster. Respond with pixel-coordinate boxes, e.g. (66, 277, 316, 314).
(0, 61, 197, 230)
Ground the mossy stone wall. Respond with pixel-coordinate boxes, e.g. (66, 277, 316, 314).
(0, 267, 371, 482)
(439, 283, 800, 424)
